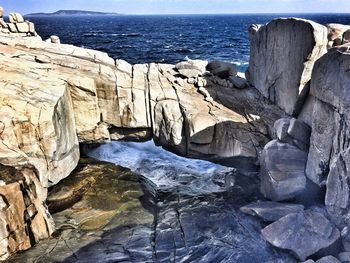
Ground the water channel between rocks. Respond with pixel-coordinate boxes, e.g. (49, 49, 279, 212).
(11, 140, 296, 263)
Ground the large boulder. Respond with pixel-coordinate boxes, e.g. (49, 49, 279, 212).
(306, 44, 350, 186)
(262, 210, 341, 261)
(9, 12, 24, 23)
(247, 18, 328, 115)
(260, 140, 307, 201)
(273, 117, 311, 151)
(206, 60, 238, 78)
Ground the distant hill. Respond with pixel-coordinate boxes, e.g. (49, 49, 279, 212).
(26, 10, 122, 16)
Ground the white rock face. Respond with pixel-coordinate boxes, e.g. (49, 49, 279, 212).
(247, 18, 328, 115)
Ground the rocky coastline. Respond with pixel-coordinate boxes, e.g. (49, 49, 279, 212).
(1, 6, 350, 262)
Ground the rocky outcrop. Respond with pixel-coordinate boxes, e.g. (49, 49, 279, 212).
(0, 8, 37, 37)
(262, 210, 340, 261)
(1, 11, 350, 261)
(327, 23, 350, 47)
(306, 44, 350, 187)
(247, 18, 328, 115)
(304, 45, 350, 249)
(0, 166, 53, 260)
(0, 22, 283, 257)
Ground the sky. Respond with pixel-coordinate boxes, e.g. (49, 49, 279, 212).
(1, 0, 350, 15)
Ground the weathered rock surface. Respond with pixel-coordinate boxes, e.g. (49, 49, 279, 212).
(260, 140, 307, 201)
(262, 210, 341, 261)
(0, 8, 38, 37)
(306, 44, 350, 188)
(240, 201, 304, 222)
(247, 18, 328, 115)
(0, 165, 53, 261)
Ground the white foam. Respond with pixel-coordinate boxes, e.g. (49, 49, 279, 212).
(87, 140, 233, 195)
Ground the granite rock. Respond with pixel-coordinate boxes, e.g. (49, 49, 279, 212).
(247, 18, 328, 115)
(262, 210, 341, 261)
(260, 140, 307, 201)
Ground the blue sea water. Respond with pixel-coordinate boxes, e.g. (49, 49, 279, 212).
(27, 14, 350, 72)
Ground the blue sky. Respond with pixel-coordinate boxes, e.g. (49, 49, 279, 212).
(1, 0, 350, 15)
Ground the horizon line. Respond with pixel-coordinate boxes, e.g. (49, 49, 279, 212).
(23, 11, 350, 16)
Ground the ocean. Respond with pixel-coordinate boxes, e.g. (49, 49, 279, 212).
(28, 14, 350, 72)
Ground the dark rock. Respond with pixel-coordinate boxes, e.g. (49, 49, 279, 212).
(228, 75, 249, 89)
(326, 149, 350, 229)
(343, 30, 350, 44)
(206, 60, 238, 78)
(273, 118, 291, 142)
(287, 118, 311, 145)
(262, 210, 341, 261)
(240, 201, 304, 222)
(260, 140, 307, 201)
(339, 252, 350, 262)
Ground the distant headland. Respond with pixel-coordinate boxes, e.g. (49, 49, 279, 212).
(26, 10, 122, 16)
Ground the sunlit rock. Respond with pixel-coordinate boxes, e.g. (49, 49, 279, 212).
(247, 18, 328, 115)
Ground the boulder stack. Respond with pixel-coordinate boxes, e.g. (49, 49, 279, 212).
(260, 118, 310, 201)
(0, 7, 38, 37)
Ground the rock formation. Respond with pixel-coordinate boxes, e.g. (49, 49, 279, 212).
(0, 8, 37, 37)
(0, 6, 350, 262)
(247, 18, 328, 115)
(0, 10, 286, 258)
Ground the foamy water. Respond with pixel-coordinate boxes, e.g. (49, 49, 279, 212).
(86, 140, 234, 195)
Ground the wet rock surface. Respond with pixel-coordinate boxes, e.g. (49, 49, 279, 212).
(10, 149, 296, 263)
